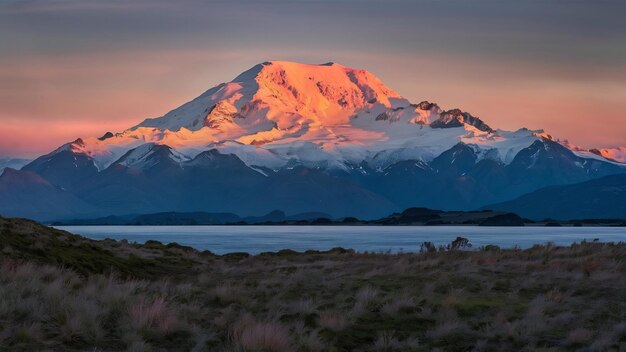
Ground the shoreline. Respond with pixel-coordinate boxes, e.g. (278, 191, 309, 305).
(50, 222, 626, 227)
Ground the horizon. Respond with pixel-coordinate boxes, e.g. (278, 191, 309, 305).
(1, 0, 626, 158)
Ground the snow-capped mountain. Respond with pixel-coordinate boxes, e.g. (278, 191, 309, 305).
(3, 61, 626, 220)
(592, 147, 626, 164)
(0, 158, 31, 173)
(30, 60, 605, 172)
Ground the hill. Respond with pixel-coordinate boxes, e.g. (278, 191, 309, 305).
(488, 173, 626, 220)
(0, 216, 624, 350)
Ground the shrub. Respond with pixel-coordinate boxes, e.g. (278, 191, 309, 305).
(231, 317, 291, 352)
(318, 312, 350, 331)
(130, 297, 178, 333)
(567, 327, 593, 345)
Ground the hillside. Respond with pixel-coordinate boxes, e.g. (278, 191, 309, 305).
(1, 216, 625, 350)
(488, 173, 626, 220)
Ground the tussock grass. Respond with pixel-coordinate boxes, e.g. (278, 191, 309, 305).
(0, 216, 625, 351)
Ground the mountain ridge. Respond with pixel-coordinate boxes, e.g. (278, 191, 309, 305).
(487, 173, 626, 220)
(23, 60, 623, 173)
(2, 61, 625, 220)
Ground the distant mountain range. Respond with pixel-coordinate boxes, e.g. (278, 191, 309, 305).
(51, 206, 626, 226)
(487, 173, 626, 220)
(55, 208, 529, 226)
(0, 158, 30, 173)
(1, 61, 624, 221)
(55, 210, 332, 226)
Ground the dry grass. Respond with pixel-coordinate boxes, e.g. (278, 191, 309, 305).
(230, 316, 292, 351)
(0, 216, 625, 350)
(318, 311, 350, 332)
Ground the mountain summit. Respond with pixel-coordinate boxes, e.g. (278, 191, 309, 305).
(4, 61, 626, 220)
(136, 61, 407, 132)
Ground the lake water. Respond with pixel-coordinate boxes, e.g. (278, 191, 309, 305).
(54, 225, 626, 255)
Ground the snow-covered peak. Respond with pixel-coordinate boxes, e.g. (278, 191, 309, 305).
(561, 141, 626, 164)
(134, 61, 408, 133)
(33, 61, 624, 172)
(431, 109, 493, 132)
(115, 143, 190, 169)
(592, 147, 626, 163)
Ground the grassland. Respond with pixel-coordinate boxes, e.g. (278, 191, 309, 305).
(0, 216, 625, 351)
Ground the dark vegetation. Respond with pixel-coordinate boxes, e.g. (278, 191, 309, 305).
(1, 216, 625, 351)
(54, 207, 626, 227)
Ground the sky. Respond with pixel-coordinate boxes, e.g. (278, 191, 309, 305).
(1, 0, 625, 158)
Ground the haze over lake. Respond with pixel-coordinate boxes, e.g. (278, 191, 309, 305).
(56, 225, 626, 255)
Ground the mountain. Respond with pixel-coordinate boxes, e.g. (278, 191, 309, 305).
(487, 174, 626, 220)
(55, 207, 525, 226)
(20, 61, 588, 173)
(4, 61, 625, 220)
(0, 168, 99, 220)
(55, 209, 337, 225)
(592, 147, 626, 163)
(22, 140, 100, 189)
(0, 158, 31, 173)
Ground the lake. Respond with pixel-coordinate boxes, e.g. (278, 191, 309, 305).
(54, 225, 626, 255)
